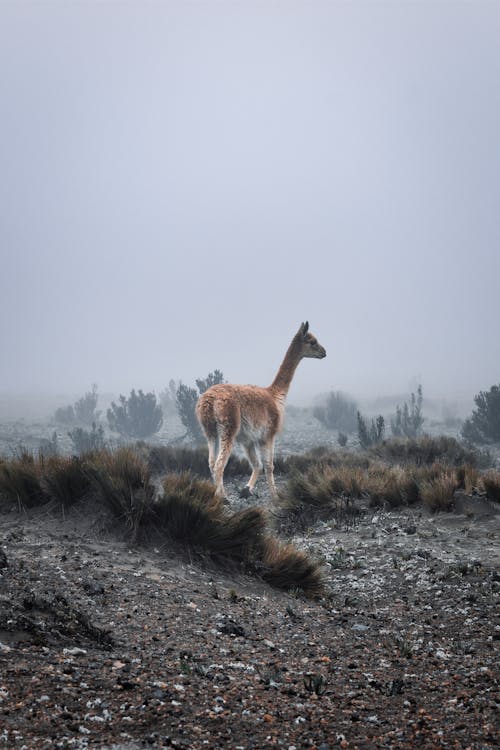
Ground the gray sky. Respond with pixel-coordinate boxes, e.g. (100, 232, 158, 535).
(1, 0, 499, 405)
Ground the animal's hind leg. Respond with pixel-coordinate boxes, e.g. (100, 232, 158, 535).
(262, 439, 277, 498)
(240, 443, 262, 498)
(213, 430, 236, 499)
(207, 435, 218, 479)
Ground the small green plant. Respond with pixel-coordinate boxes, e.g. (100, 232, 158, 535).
(461, 383, 500, 444)
(107, 390, 163, 439)
(303, 672, 328, 696)
(391, 385, 424, 439)
(68, 422, 106, 455)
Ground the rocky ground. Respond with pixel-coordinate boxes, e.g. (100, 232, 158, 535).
(1, 475, 499, 750)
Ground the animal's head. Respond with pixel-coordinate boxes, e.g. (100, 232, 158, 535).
(297, 321, 327, 359)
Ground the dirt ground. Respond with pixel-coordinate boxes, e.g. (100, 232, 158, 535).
(1, 477, 498, 750)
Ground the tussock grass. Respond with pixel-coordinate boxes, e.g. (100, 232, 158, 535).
(259, 538, 324, 598)
(370, 436, 482, 467)
(419, 472, 460, 512)
(0, 454, 45, 508)
(146, 445, 250, 478)
(41, 455, 92, 508)
(481, 471, 500, 503)
(87, 448, 154, 539)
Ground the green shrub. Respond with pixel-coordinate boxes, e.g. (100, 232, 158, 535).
(461, 384, 500, 444)
(313, 391, 358, 433)
(107, 390, 163, 439)
(357, 412, 385, 448)
(68, 422, 106, 455)
(391, 385, 424, 438)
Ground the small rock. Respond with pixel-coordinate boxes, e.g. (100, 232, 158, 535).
(352, 623, 369, 632)
(404, 525, 417, 535)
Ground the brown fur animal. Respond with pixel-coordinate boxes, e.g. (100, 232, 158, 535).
(196, 322, 326, 499)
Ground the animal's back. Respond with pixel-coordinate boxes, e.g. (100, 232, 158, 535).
(196, 384, 282, 440)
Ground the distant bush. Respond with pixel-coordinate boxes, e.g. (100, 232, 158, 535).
(357, 412, 385, 449)
(176, 370, 225, 443)
(313, 391, 358, 433)
(337, 432, 348, 447)
(391, 385, 424, 439)
(74, 384, 100, 425)
(107, 390, 163, 439)
(68, 423, 106, 455)
(159, 379, 179, 417)
(461, 384, 500, 444)
(54, 384, 100, 427)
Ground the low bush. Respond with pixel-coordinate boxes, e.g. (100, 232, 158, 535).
(313, 391, 358, 433)
(391, 385, 424, 439)
(462, 383, 500, 444)
(68, 423, 106, 455)
(107, 390, 163, 439)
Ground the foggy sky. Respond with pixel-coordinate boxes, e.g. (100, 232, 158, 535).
(1, 1, 499, 406)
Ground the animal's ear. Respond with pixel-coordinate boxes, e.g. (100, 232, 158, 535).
(300, 321, 309, 337)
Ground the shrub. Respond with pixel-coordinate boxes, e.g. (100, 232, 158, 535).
(54, 405, 75, 425)
(338, 432, 348, 447)
(54, 384, 100, 426)
(107, 389, 163, 439)
(391, 385, 424, 438)
(461, 384, 500, 444)
(259, 538, 323, 598)
(357, 412, 385, 448)
(68, 422, 106, 454)
(176, 370, 225, 443)
(313, 391, 358, 433)
(74, 384, 100, 425)
(159, 379, 179, 417)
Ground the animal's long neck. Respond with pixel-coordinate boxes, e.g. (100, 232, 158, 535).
(269, 336, 303, 398)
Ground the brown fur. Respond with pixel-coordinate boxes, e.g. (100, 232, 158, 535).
(196, 322, 326, 499)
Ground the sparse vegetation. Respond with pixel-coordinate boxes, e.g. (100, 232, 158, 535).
(147, 445, 249, 478)
(68, 422, 106, 454)
(461, 383, 500, 444)
(313, 391, 358, 433)
(391, 385, 424, 438)
(54, 384, 100, 426)
(369, 435, 483, 467)
(419, 472, 459, 512)
(107, 389, 163, 439)
(357, 412, 385, 448)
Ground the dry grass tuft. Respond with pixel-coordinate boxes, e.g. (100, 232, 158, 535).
(419, 472, 459, 512)
(87, 448, 154, 539)
(41, 455, 92, 508)
(260, 538, 323, 598)
(146, 445, 250, 478)
(0, 454, 45, 508)
(481, 471, 500, 503)
(370, 436, 482, 467)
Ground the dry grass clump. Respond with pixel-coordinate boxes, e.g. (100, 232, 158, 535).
(259, 538, 324, 598)
(0, 453, 45, 508)
(87, 448, 154, 539)
(365, 466, 420, 508)
(370, 436, 481, 467)
(419, 472, 460, 512)
(147, 473, 323, 596)
(41, 455, 92, 509)
(146, 445, 250, 478)
(481, 471, 500, 503)
(283, 448, 369, 475)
